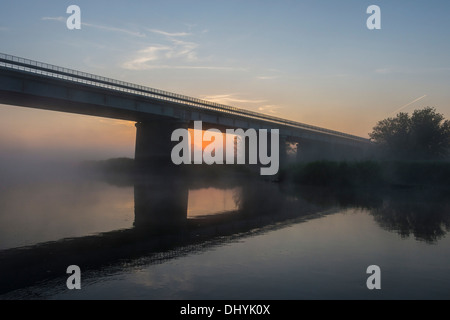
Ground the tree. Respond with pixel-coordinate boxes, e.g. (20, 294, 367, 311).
(369, 107, 450, 160)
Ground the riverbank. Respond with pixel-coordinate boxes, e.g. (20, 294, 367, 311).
(80, 157, 450, 189)
(279, 160, 450, 188)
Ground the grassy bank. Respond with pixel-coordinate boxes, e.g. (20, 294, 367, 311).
(280, 160, 450, 188)
(80, 157, 255, 187)
(81, 157, 450, 188)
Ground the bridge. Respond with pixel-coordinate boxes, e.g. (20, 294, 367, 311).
(0, 53, 372, 170)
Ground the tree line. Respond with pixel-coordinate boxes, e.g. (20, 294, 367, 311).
(369, 107, 450, 160)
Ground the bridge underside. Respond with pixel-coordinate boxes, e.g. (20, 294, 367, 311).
(133, 119, 367, 174)
(0, 68, 371, 174)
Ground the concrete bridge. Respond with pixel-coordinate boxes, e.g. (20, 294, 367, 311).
(0, 53, 372, 169)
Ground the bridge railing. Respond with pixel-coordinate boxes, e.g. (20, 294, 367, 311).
(0, 53, 370, 143)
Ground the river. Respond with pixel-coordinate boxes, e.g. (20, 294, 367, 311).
(1, 167, 449, 300)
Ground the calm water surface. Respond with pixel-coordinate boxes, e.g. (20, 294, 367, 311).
(1, 170, 449, 300)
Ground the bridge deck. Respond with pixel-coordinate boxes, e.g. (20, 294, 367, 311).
(0, 53, 370, 146)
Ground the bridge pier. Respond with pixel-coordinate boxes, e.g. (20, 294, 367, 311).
(135, 118, 190, 172)
(134, 118, 190, 231)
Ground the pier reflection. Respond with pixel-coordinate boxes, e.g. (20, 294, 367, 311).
(134, 172, 189, 232)
(1, 169, 450, 297)
(0, 171, 329, 296)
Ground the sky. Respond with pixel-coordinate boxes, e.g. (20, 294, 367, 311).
(1, 0, 450, 161)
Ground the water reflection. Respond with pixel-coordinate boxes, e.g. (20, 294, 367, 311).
(134, 173, 188, 231)
(188, 187, 241, 218)
(0, 170, 335, 296)
(369, 189, 450, 244)
(0, 180, 135, 250)
(288, 185, 450, 244)
(1, 166, 450, 297)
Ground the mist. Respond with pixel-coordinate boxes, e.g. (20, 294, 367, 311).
(0, 104, 136, 184)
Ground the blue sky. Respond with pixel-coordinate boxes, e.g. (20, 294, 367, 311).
(1, 1, 450, 159)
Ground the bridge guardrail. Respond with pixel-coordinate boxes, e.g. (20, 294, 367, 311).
(0, 53, 370, 143)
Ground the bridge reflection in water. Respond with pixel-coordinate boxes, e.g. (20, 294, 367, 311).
(0, 170, 333, 296)
(1, 169, 450, 297)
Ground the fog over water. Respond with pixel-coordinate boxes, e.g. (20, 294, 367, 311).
(1, 108, 450, 300)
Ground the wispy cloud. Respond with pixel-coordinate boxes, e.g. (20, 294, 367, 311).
(121, 47, 163, 69)
(200, 94, 266, 105)
(122, 44, 198, 70)
(375, 67, 450, 75)
(121, 26, 245, 71)
(166, 38, 198, 61)
(147, 28, 191, 37)
(375, 68, 391, 74)
(322, 73, 351, 78)
(256, 75, 279, 80)
(42, 16, 145, 37)
(389, 95, 427, 116)
(199, 95, 280, 114)
(122, 26, 203, 69)
(82, 22, 145, 37)
(42, 16, 65, 22)
(127, 64, 245, 71)
(41, 17, 241, 73)
(258, 105, 282, 114)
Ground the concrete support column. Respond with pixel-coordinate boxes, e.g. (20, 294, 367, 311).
(134, 118, 190, 231)
(135, 118, 190, 172)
